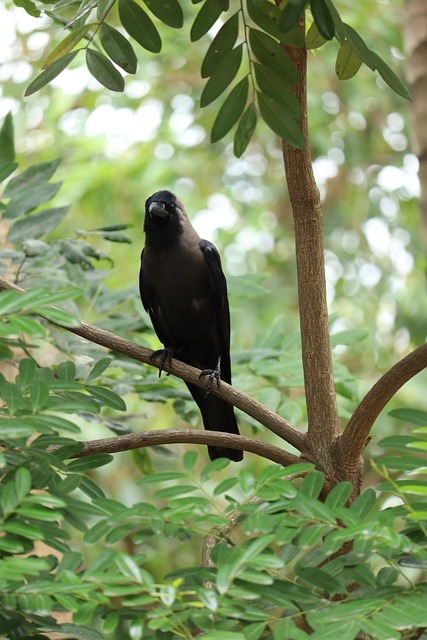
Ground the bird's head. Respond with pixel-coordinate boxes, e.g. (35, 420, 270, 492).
(145, 190, 185, 222)
(143, 190, 196, 248)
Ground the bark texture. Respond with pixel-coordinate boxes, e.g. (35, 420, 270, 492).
(281, 17, 343, 485)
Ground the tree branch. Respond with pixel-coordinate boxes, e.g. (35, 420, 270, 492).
(0, 274, 305, 452)
(71, 429, 301, 467)
(337, 342, 427, 462)
(282, 16, 341, 449)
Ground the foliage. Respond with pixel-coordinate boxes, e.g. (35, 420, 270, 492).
(0, 332, 426, 639)
(1, 1, 426, 638)
(0, 113, 427, 637)
(18, 0, 409, 155)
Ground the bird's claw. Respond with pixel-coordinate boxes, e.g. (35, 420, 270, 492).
(150, 347, 173, 377)
(199, 356, 221, 397)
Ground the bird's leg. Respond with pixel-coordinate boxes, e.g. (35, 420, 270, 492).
(150, 347, 173, 377)
(199, 356, 221, 397)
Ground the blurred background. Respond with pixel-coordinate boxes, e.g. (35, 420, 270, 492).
(1, 0, 425, 575)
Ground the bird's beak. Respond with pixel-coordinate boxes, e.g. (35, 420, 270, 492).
(148, 201, 169, 219)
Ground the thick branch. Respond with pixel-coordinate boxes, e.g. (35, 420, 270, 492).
(71, 429, 301, 467)
(282, 18, 341, 449)
(0, 274, 305, 452)
(337, 342, 427, 462)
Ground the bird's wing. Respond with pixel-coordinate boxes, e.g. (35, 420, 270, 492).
(199, 239, 232, 382)
(139, 249, 169, 346)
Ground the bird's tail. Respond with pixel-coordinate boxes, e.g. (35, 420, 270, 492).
(187, 383, 243, 462)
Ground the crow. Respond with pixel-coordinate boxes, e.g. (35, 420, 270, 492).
(139, 190, 243, 461)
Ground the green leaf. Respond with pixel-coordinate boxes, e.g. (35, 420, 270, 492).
(9, 315, 46, 337)
(86, 48, 125, 92)
(59, 360, 76, 380)
(0, 113, 15, 164)
(14, 0, 41, 17)
(7, 206, 69, 243)
(335, 39, 362, 80)
(342, 23, 376, 70)
(4, 182, 62, 219)
(154, 484, 198, 499)
(306, 21, 327, 49)
(325, 482, 353, 509)
(200, 44, 243, 107)
(257, 92, 305, 148)
(102, 611, 120, 634)
(199, 632, 246, 640)
(388, 408, 427, 426)
(211, 77, 249, 143)
(191, 0, 224, 42)
(213, 476, 238, 496)
(97, 0, 116, 20)
(323, 0, 344, 41)
(349, 488, 376, 519)
(233, 103, 257, 157)
(129, 619, 144, 640)
(298, 566, 342, 594)
(18, 358, 37, 389)
(29, 378, 49, 411)
(274, 618, 309, 640)
(249, 29, 299, 84)
(86, 357, 112, 383)
(99, 23, 137, 74)
(25, 414, 81, 434)
(330, 328, 368, 347)
(201, 457, 230, 481)
(246, 0, 281, 40)
(25, 51, 79, 97)
(279, 0, 306, 33)
(201, 12, 239, 78)
(43, 24, 91, 68)
(35, 305, 80, 327)
(39, 287, 82, 306)
(86, 385, 127, 410)
(144, 0, 184, 28)
(2, 521, 45, 540)
(300, 471, 324, 499)
(0, 288, 44, 314)
(68, 454, 113, 471)
(253, 63, 301, 117)
(0, 421, 33, 438)
(0, 380, 22, 415)
(15, 466, 31, 498)
(379, 455, 426, 471)
(182, 450, 199, 472)
(371, 52, 411, 100)
(310, 0, 334, 40)
(53, 625, 103, 640)
(119, 0, 162, 53)
(4, 158, 61, 197)
(0, 161, 18, 183)
(115, 553, 144, 582)
(244, 622, 268, 640)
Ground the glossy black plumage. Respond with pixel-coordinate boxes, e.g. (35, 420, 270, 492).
(139, 190, 242, 461)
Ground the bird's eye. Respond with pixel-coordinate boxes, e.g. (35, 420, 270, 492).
(167, 202, 176, 212)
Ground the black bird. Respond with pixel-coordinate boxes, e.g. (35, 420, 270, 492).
(139, 190, 243, 462)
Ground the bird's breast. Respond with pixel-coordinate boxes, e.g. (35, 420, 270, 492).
(143, 244, 214, 330)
